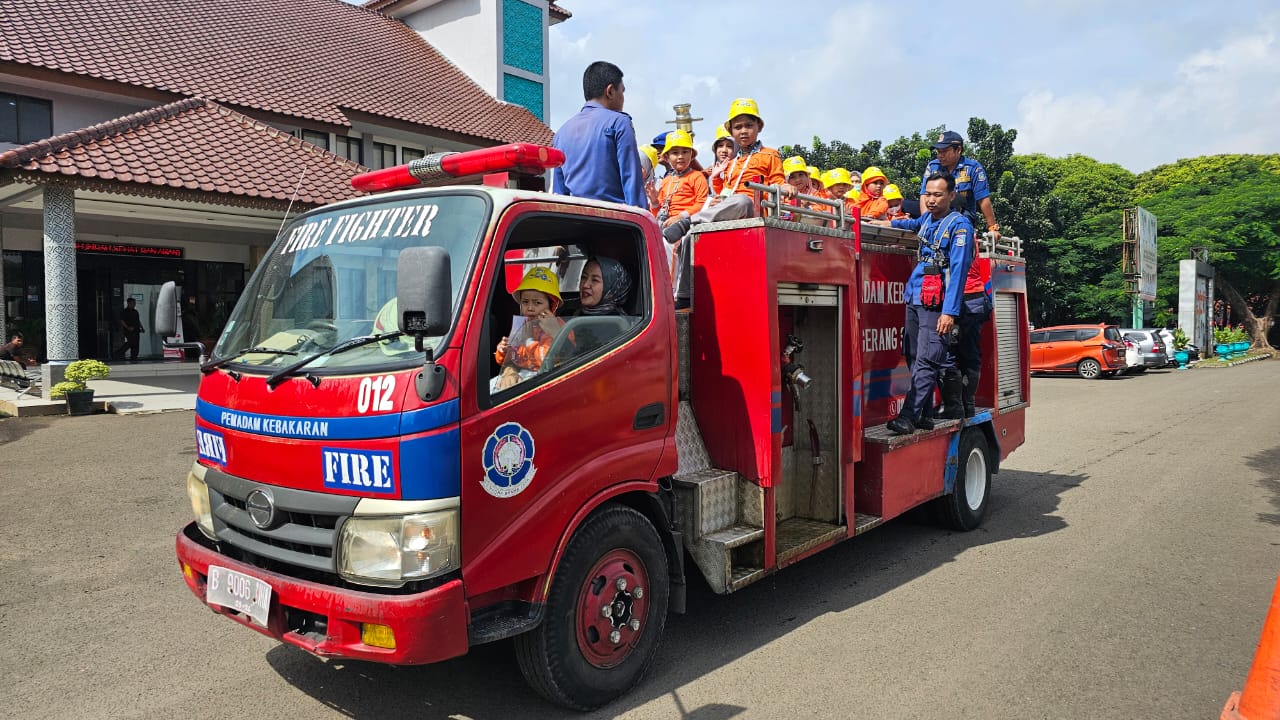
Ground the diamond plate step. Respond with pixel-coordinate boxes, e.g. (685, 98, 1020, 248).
(853, 513, 884, 536)
(704, 524, 764, 550)
(728, 566, 766, 592)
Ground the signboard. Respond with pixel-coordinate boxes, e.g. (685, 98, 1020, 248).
(1122, 207, 1158, 301)
(76, 241, 184, 259)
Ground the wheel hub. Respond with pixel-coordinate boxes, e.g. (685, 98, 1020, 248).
(576, 549, 649, 668)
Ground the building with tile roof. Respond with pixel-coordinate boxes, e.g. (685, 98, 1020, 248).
(0, 0, 562, 366)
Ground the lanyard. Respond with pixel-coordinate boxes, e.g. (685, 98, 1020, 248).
(659, 171, 687, 213)
(726, 150, 756, 195)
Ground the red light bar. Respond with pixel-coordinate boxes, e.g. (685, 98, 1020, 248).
(351, 143, 565, 192)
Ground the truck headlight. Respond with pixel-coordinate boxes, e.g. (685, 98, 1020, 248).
(337, 510, 459, 586)
(186, 472, 215, 539)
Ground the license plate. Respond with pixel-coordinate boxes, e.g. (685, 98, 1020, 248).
(206, 565, 272, 627)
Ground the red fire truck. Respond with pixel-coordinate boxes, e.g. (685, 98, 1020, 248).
(160, 143, 1029, 710)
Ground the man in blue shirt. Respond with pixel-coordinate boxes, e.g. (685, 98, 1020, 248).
(920, 130, 1001, 241)
(886, 172, 976, 435)
(552, 61, 647, 209)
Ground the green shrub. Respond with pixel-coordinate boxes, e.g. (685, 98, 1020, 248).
(1172, 327, 1189, 350)
(49, 381, 82, 399)
(49, 359, 111, 398)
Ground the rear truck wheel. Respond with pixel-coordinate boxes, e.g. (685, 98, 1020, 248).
(934, 429, 992, 531)
(1077, 358, 1102, 379)
(514, 504, 669, 711)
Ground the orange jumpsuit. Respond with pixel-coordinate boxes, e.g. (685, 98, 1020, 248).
(494, 319, 564, 371)
(711, 147, 785, 198)
(653, 169, 709, 219)
(858, 194, 890, 221)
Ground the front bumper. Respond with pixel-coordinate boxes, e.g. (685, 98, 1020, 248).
(176, 524, 469, 665)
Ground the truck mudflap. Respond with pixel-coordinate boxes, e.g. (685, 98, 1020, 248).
(176, 524, 469, 665)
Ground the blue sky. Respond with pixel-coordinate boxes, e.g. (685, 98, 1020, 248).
(547, 1, 1280, 172)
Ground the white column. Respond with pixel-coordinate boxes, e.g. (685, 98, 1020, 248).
(42, 185, 78, 362)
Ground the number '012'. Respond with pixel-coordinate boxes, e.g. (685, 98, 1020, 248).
(357, 375, 395, 413)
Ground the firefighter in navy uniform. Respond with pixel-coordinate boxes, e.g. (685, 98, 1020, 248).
(921, 130, 999, 416)
(885, 172, 976, 435)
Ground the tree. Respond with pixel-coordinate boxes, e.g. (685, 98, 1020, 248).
(1133, 157, 1280, 348)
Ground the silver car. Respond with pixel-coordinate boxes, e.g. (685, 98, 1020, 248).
(1119, 329, 1169, 372)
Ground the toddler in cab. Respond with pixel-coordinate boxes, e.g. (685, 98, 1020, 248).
(492, 267, 566, 391)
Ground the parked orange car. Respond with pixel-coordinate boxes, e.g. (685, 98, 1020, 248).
(1029, 324, 1127, 379)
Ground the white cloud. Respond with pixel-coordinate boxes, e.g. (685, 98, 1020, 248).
(549, 3, 1279, 172)
(1016, 21, 1280, 170)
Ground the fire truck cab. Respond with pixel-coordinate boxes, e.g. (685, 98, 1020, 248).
(163, 144, 1029, 711)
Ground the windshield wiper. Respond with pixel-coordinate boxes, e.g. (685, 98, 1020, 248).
(200, 346, 299, 374)
(265, 331, 403, 389)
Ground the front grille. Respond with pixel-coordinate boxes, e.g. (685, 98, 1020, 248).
(224, 496, 339, 530)
(203, 467, 360, 576)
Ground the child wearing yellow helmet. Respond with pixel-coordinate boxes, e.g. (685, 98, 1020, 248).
(808, 166, 827, 199)
(856, 166, 891, 221)
(816, 168, 859, 224)
(883, 183, 907, 220)
(662, 99, 791, 309)
(705, 125, 737, 184)
(654, 130, 709, 229)
(711, 98, 788, 203)
(492, 267, 566, 391)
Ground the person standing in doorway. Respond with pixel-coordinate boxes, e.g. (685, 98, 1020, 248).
(117, 297, 144, 361)
(552, 61, 647, 209)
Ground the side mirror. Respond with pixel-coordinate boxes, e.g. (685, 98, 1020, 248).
(155, 281, 180, 338)
(396, 246, 452, 339)
(396, 247, 452, 403)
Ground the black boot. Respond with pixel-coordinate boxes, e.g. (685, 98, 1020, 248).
(962, 370, 981, 417)
(939, 371, 965, 420)
(886, 415, 916, 435)
(916, 402, 936, 431)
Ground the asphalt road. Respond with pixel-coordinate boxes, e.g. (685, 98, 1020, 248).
(2, 361, 1278, 719)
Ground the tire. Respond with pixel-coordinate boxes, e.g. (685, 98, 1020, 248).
(934, 429, 992, 531)
(1077, 358, 1102, 379)
(514, 503, 669, 711)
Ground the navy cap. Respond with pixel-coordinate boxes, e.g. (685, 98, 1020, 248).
(651, 131, 670, 149)
(932, 130, 964, 150)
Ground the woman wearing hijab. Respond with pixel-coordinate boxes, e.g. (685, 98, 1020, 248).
(550, 255, 635, 363)
(572, 256, 632, 317)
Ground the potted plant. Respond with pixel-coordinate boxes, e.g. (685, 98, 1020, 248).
(1213, 326, 1232, 359)
(49, 359, 111, 415)
(1172, 328, 1190, 369)
(1230, 326, 1249, 357)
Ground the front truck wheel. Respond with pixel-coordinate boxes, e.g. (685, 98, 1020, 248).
(934, 429, 992, 531)
(514, 503, 670, 711)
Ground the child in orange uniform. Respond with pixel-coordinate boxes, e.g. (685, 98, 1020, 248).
(665, 98, 793, 309)
(818, 168, 859, 226)
(653, 130, 709, 230)
(654, 130, 709, 282)
(492, 267, 565, 391)
(808, 166, 827, 199)
(857, 166, 891, 221)
(705, 125, 736, 185)
(884, 183, 908, 220)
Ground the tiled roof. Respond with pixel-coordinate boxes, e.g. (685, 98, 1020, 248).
(0, 98, 364, 206)
(0, 0, 552, 145)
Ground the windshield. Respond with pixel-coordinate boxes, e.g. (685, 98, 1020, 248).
(215, 193, 489, 372)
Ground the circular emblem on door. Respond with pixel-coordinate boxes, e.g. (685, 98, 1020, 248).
(481, 422, 537, 498)
(245, 489, 277, 529)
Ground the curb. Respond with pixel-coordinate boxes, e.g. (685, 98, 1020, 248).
(1197, 352, 1274, 369)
